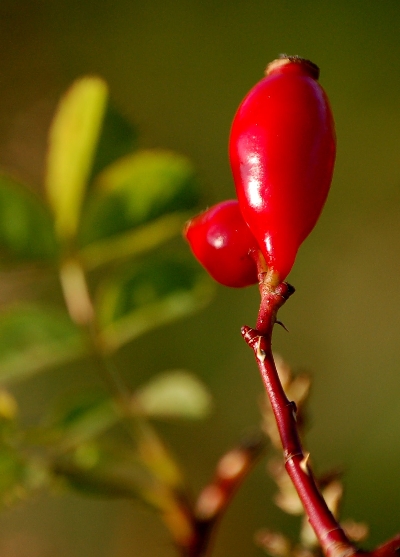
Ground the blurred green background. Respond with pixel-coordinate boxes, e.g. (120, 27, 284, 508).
(1, 1, 400, 556)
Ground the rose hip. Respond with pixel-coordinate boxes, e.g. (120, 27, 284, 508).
(184, 199, 259, 288)
(229, 55, 336, 284)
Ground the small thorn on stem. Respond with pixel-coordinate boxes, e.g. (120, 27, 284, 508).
(275, 320, 289, 332)
(256, 337, 266, 362)
(287, 400, 298, 421)
(300, 452, 311, 475)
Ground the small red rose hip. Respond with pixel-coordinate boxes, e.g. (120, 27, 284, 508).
(184, 199, 259, 288)
(229, 55, 336, 284)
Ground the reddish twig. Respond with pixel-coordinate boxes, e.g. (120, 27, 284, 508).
(242, 278, 358, 557)
(242, 270, 400, 557)
(191, 436, 266, 557)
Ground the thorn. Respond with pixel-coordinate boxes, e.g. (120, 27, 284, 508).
(256, 337, 266, 362)
(300, 452, 310, 475)
(275, 320, 289, 332)
(287, 400, 297, 420)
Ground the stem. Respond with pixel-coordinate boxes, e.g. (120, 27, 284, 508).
(79, 212, 189, 272)
(89, 327, 199, 555)
(59, 257, 198, 555)
(242, 279, 357, 557)
(192, 436, 266, 557)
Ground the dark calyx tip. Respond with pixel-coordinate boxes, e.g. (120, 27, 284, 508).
(280, 54, 320, 79)
(284, 282, 296, 296)
(274, 282, 295, 300)
(266, 55, 320, 80)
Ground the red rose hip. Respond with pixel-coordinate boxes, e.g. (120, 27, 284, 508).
(229, 55, 336, 284)
(184, 199, 259, 288)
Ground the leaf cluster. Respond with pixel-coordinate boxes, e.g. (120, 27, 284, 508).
(0, 76, 215, 539)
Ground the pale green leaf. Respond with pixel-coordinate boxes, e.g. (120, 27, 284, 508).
(45, 76, 108, 240)
(135, 370, 212, 420)
(80, 149, 199, 245)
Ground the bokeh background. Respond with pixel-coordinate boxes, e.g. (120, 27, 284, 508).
(1, 1, 400, 556)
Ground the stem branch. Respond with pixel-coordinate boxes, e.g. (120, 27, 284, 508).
(242, 280, 357, 557)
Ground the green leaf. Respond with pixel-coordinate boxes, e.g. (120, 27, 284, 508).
(43, 391, 118, 451)
(0, 175, 57, 261)
(80, 149, 200, 245)
(97, 255, 214, 352)
(53, 449, 150, 500)
(0, 448, 27, 502)
(0, 445, 49, 506)
(79, 212, 189, 271)
(0, 389, 18, 422)
(54, 440, 195, 545)
(45, 76, 108, 240)
(0, 305, 86, 384)
(90, 102, 138, 180)
(135, 370, 212, 420)
(53, 444, 174, 509)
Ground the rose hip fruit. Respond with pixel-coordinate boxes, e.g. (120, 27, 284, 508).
(229, 55, 336, 283)
(184, 199, 259, 288)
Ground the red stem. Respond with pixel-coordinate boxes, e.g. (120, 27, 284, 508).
(242, 280, 358, 557)
(191, 436, 266, 557)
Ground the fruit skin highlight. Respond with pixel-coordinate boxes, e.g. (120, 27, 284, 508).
(229, 55, 336, 283)
(184, 199, 259, 288)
